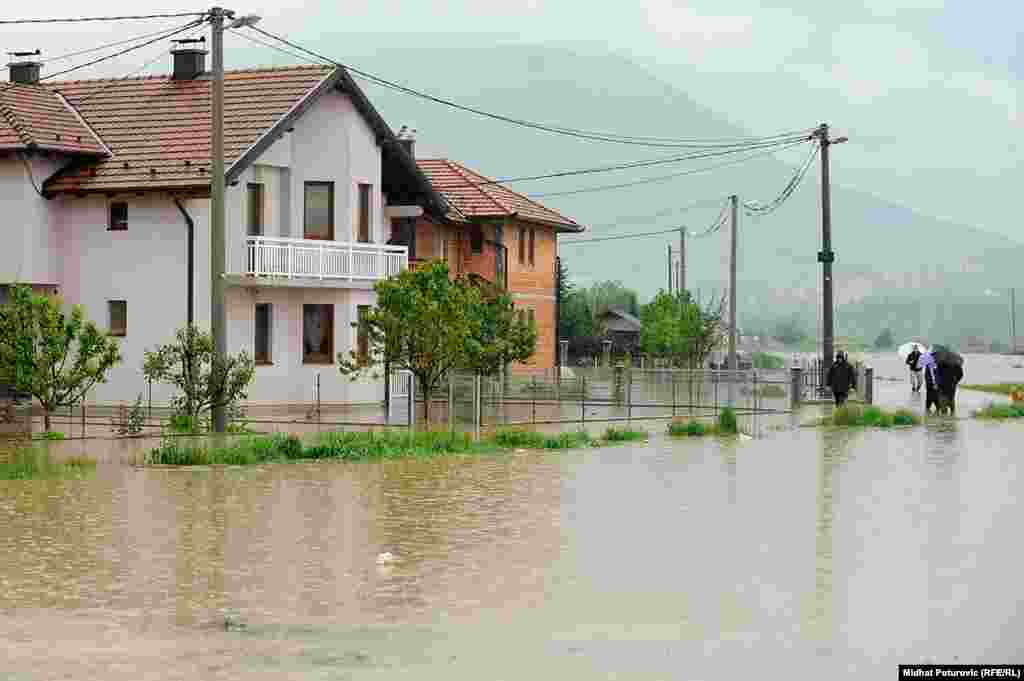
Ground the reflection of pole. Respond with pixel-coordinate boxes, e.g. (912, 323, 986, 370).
(814, 442, 835, 643)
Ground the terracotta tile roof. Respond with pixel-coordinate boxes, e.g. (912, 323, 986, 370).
(416, 158, 584, 232)
(43, 65, 334, 194)
(0, 83, 106, 155)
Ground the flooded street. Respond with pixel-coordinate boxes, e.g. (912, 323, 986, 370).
(3, 410, 1024, 678)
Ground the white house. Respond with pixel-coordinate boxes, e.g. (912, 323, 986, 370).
(0, 49, 447, 406)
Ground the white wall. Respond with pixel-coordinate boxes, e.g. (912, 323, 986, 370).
(226, 286, 381, 404)
(55, 193, 193, 404)
(0, 156, 68, 286)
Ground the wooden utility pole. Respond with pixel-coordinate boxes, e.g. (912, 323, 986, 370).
(813, 123, 848, 377)
(729, 195, 738, 370)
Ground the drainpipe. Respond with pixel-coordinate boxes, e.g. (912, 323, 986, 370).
(173, 197, 195, 327)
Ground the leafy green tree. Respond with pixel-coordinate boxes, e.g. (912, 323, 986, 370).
(142, 325, 255, 433)
(339, 261, 535, 422)
(640, 290, 724, 368)
(873, 328, 895, 349)
(0, 284, 122, 431)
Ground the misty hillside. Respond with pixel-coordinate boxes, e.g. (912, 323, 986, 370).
(232, 42, 1024, 340)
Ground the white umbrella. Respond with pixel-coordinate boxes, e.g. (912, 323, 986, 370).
(898, 341, 930, 360)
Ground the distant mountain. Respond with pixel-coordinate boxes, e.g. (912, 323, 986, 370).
(232, 42, 1023, 340)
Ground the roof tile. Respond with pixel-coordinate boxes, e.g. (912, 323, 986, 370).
(416, 158, 583, 232)
(43, 65, 334, 193)
(0, 83, 106, 154)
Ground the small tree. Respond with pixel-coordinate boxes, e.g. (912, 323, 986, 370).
(339, 261, 536, 422)
(0, 284, 121, 431)
(142, 325, 255, 432)
(874, 328, 895, 350)
(640, 290, 725, 369)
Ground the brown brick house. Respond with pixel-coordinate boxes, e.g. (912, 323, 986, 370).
(386, 133, 585, 373)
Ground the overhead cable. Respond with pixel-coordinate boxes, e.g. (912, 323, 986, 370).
(0, 12, 204, 24)
(243, 25, 816, 150)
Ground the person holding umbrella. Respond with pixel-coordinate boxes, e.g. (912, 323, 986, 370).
(826, 350, 857, 407)
(918, 349, 941, 414)
(905, 344, 923, 393)
(931, 346, 965, 415)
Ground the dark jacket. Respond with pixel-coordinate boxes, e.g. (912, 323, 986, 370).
(906, 349, 921, 371)
(827, 359, 857, 394)
(937, 363, 963, 395)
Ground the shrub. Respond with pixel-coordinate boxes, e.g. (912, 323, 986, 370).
(825, 405, 919, 427)
(974, 403, 1024, 420)
(718, 407, 738, 434)
(668, 420, 709, 437)
(751, 352, 785, 370)
(0, 447, 95, 479)
(603, 426, 647, 442)
(42, 430, 65, 440)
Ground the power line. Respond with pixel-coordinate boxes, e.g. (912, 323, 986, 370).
(41, 19, 203, 81)
(563, 204, 729, 245)
(0, 12, 204, 25)
(244, 25, 815, 150)
(585, 196, 728, 231)
(228, 27, 323, 65)
(742, 142, 820, 216)
(474, 137, 810, 187)
(528, 139, 811, 198)
(46, 23, 194, 62)
(71, 23, 207, 106)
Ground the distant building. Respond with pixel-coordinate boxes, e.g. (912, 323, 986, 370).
(596, 307, 641, 356)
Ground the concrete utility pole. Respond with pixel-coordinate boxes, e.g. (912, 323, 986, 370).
(813, 123, 848, 379)
(209, 7, 260, 433)
(667, 244, 673, 293)
(679, 227, 686, 295)
(728, 195, 738, 370)
(1012, 288, 1017, 354)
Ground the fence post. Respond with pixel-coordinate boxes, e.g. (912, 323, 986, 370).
(408, 373, 415, 434)
(671, 370, 677, 417)
(581, 375, 586, 424)
(449, 373, 455, 434)
(81, 396, 85, 438)
(626, 366, 632, 425)
(791, 366, 803, 410)
(864, 366, 874, 405)
(148, 379, 152, 419)
(714, 370, 719, 415)
(614, 363, 624, 406)
(473, 373, 482, 441)
(531, 376, 536, 425)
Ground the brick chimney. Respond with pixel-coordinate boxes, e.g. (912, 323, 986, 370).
(7, 50, 42, 85)
(170, 37, 207, 80)
(396, 125, 417, 158)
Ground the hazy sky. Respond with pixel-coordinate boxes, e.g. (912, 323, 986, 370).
(4, 1, 1020, 238)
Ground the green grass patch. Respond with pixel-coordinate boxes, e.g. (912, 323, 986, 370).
(961, 383, 1024, 396)
(718, 407, 738, 435)
(0, 447, 96, 480)
(821, 405, 919, 428)
(144, 426, 644, 467)
(751, 352, 785, 370)
(973, 403, 1024, 420)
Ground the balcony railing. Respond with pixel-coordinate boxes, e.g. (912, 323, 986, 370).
(245, 236, 408, 282)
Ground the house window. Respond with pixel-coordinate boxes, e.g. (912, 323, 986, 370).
(108, 300, 127, 336)
(302, 304, 334, 364)
(357, 305, 370, 365)
(108, 202, 128, 231)
(304, 181, 334, 240)
(528, 227, 536, 266)
(246, 183, 264, 237)
(518, 227, 526, 265)
(470, 224, 483, 254)
(254, 303, 272, 364)
(358, 183, 372, 243)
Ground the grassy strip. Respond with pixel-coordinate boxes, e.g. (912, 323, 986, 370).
(961, 383, 1024, 397)
(667, 407, 739, 437)
(145, 426, 649, 466)
(751, 352, 785, 370)
(819, 405, 919, 428)
(974, 403, 1024, 419)
(0, 446, 96, 480)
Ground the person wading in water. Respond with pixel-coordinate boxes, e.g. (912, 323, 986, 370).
(826, 351, 857, 407)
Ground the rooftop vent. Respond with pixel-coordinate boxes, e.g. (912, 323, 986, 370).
(7, 50, 41, 85)
(396, 125, 417, 158)
(170, 37, 207, 80)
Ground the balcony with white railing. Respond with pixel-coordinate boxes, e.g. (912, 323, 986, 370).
(244, 236, 408, 284)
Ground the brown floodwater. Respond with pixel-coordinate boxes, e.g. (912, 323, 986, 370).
(2, 416, 1023, 678)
